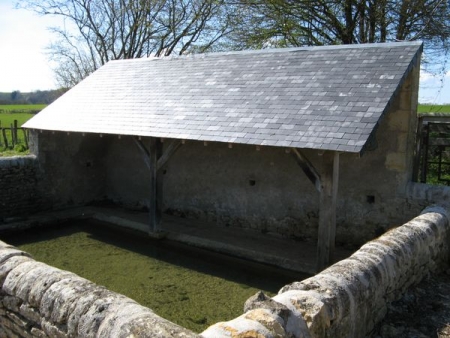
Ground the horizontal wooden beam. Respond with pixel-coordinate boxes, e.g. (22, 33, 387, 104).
(291, 148, 322, 192)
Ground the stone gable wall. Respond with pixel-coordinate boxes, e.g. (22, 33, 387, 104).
(0, 156, 44, 222)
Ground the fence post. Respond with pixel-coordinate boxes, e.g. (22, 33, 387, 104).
(10, 124, 15, 146)
(2, 128, 9, 148)
(14, 120, 18, 144)
(22, 128, 29, 149)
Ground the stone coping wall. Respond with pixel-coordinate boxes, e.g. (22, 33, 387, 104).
(0, 156, 43, 222)
(0, 241, 198, 338)
(407, 182, 450, 209)
(202, 206, 450, 338)
(0, 206, 448, 337)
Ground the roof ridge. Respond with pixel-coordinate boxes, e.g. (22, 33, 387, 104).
(108, 41, 423, 64)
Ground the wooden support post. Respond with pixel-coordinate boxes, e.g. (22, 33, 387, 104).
(317, 151, 340, 272)
(134, 137, 182, 233)
(148, 138, 162, 232)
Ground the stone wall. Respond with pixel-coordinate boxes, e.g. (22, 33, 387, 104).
(29, 131, 110, 209)
(100, 61, 422, 248)
(0, 156, 43, 222)
(0, 240, 198, 338)
(202, 206, 450, 337)
(1, 206, 448, 337)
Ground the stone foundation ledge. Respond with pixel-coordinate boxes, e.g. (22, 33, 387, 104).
(0, 155, 37, 168)
(201, 206, 450, 338)
(0, 241, 198, 338)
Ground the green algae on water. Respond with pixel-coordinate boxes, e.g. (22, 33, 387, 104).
(3, 220, 305, 332)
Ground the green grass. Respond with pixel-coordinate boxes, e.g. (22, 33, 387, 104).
(0, 105, 38, 155)
(0, 104, 46, 112)
(3, 220, 304, 333)
(0, 112, 35, 128)
(0, 104, 43, 127)
(0, 146, 29, 157)
(418, 104, 450, 114)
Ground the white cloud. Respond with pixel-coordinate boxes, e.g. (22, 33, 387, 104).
(419, 72, 450, 104)
(420, 70, 436, 82)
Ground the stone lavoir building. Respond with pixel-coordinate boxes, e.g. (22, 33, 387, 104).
(24, 41, 422, 271)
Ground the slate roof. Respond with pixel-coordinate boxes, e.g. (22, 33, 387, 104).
(24, 41, 422, 153)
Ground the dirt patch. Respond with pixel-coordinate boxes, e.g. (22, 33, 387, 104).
(372, 271, 450, 338)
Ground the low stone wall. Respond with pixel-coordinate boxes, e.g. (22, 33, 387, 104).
(1, 205, 449, 337)
(0, 240, 198, 338)
(202, 206, 450, 337)
(407, 181, 450, 209)
(0, 156, 42, 222)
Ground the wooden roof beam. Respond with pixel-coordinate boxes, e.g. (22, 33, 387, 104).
(291, 148, 322, 193)
(157, 139, 182, 172)
(291, 148, 340, 272)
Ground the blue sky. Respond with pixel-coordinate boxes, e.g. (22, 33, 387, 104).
(0, 0, 448, 103)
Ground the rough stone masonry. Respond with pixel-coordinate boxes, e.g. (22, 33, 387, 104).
(0, 156, 42, 222)
(202, 205, 450, 337)
(0, 241, 198, 338)
(0, 205, 448, 337)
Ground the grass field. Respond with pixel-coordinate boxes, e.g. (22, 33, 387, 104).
(0, 104, 46, 112)
(418, 104, 450, 114)
(0, 112, 36, 128)
(0, 105, 41, 155)
(0, 104, 45, 127)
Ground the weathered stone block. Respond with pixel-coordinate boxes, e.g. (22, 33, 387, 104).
(0, 255, 33, 286)
(3, 296, 22, 313)
(28, 268, 73, 309)
(19, 303, 41, 324)
(4, 261, 47, 297)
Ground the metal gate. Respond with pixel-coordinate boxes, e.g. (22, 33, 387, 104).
(415, 114, 450, 185)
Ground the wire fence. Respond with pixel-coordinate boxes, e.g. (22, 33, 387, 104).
(0, 120, 29, 150)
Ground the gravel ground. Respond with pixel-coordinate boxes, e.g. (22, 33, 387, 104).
(371, 271, 450, 338)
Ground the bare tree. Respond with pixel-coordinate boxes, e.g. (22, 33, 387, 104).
(232, 0, 450, 73)
(18, 0, 450, 86)
(18, 0, 235, 87)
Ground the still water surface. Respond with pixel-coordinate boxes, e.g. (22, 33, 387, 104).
(3, 219, 307, 332)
